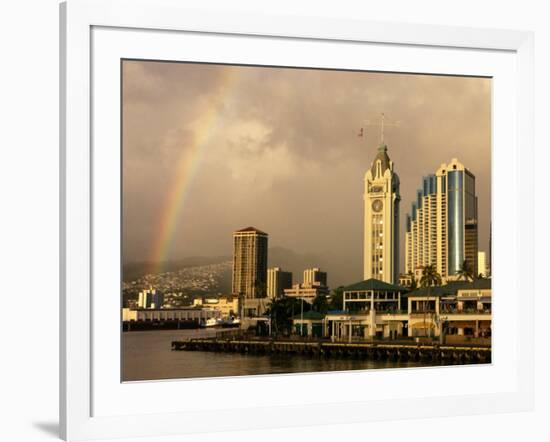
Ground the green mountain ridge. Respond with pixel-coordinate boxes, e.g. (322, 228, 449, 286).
(123, 246, 361, 288)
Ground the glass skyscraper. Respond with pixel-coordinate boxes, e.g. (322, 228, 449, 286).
(405, 158, 478, 279)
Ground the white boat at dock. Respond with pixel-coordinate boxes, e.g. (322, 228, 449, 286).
(201, 318, 219, 328)
(201, 316, 241, 328)
(218, 317, 241, 328)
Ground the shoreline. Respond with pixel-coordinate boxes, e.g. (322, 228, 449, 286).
(172, 337, 491, 364)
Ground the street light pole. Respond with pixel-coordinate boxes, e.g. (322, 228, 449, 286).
(439, 316, 447, 345)
(300, 297, 304, 338)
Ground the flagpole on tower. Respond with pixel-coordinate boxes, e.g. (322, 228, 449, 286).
(359, 112, 400, 147)
(380, 112, 385, 143)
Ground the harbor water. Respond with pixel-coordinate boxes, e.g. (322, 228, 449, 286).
(123, 329, 440, 381)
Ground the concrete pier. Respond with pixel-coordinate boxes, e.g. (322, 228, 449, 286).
(171, 338, 491, 364)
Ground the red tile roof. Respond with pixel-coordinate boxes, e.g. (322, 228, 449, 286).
(234, 226, 268, 235)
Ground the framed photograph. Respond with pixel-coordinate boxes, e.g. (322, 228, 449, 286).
(60, 0, 534, 440)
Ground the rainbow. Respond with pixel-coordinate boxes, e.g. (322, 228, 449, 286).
(149, 68, 238, 273)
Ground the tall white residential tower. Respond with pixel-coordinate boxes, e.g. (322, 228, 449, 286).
(405, 158, 478, 280)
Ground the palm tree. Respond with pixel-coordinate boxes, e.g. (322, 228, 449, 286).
(252, 279, 268, 315)
(328, 286, 345, 311)
(253, 279, 267, 298)
(420, 264, 442, 288)
(312, 294, 329, 314)
(419, 265, 442, 339)
(407, 270, 417, 291)
(265, 297, 306, 336)
(456, 260, 474, 282)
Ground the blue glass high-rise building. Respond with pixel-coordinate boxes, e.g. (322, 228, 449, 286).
(405, 158, 478, 280)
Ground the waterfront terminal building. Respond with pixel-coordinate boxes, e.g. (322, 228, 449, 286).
(291, 278, 491, 342)
(122, 306, 220, 330)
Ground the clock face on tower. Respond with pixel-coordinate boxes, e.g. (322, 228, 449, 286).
(372, 199, 383, 213)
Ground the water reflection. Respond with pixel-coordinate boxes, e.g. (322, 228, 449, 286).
(123, 330, 437, 381)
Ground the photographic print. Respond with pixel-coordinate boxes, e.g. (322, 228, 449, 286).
(121, 60, 491, 381)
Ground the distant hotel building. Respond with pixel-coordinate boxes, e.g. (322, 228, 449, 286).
(363, 142, 400, 284)
(137, 287, 164, 309)
(231, 226, 268, 299)
(267, 267, 293, 299)
(405, 158, 478, 279)
(283, 283, 329, 304)
(303, 268, 327, 287)
(283, 268, 329, 304)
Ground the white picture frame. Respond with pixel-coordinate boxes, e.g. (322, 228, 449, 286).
(60, 0, 534, 440)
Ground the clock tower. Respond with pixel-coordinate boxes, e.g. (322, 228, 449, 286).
(363, 143, 400, 283)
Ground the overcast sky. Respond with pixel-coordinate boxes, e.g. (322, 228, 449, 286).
(122, 60, 491, 280)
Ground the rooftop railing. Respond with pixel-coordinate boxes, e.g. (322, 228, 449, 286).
(441, 308, 492, 315)
(377, 309, 409, 315)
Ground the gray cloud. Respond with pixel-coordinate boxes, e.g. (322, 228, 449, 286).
(123, 60, 491, 286)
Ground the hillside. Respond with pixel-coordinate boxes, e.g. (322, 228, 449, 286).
(123, 246, 361, 293)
